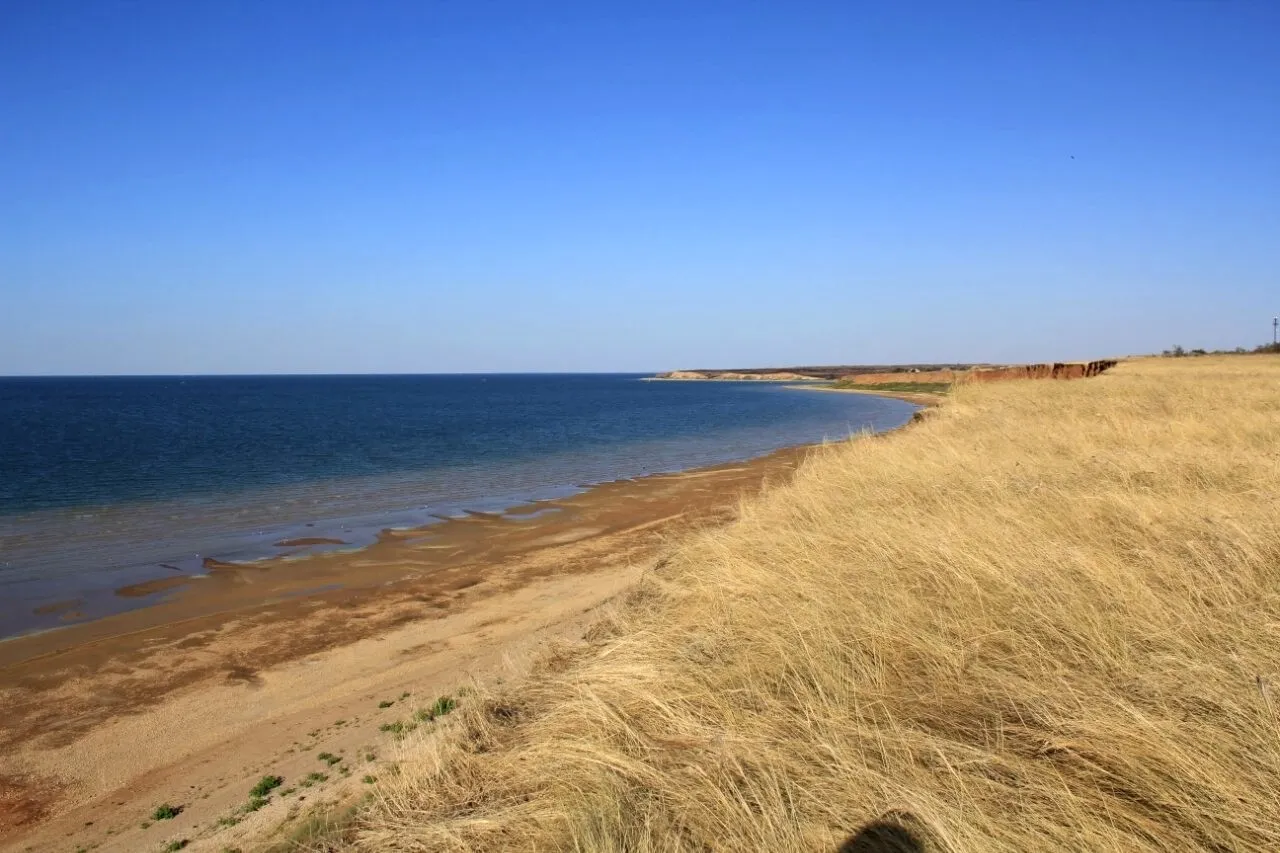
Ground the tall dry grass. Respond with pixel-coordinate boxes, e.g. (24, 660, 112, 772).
(355, 356, 1280, 852)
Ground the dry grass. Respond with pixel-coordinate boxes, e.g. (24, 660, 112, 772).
(353, 356, 1280, 852)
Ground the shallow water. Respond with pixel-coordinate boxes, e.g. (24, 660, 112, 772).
(0, 375, 915, 635)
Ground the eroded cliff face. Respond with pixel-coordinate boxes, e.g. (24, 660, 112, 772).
(844, 360, 1118, 385)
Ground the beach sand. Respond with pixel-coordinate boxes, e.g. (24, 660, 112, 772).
(0, 445, 810, 853)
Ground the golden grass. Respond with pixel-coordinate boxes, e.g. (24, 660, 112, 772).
(354, 356, 1280, 852)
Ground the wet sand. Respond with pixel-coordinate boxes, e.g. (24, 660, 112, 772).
(0, 444, 811, 852)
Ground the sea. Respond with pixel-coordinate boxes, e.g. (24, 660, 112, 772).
(0, 374, 916, 637)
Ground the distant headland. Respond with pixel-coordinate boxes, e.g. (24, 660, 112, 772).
(650, 360, 1117, 383)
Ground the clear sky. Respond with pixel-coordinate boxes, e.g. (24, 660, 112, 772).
(2, 1, 1277, 374)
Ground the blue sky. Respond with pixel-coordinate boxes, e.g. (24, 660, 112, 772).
(2, 1, 1277, 374)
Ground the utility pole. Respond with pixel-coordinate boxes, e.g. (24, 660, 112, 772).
(1274, 317, 1278, 346)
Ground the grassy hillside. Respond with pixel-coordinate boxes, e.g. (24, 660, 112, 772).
(348, 356, 1280, 852)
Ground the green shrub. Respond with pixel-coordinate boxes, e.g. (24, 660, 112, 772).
(249, 775, 284, 797)
(152, 804, 182, 821)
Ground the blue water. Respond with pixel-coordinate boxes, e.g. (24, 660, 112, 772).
(0, 374, 915, 636)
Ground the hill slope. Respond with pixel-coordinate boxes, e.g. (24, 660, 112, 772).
(350, 356, 1280, 852)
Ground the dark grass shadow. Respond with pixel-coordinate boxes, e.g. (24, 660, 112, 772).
(224, 662, 263, 686)
(838, 820, 926, 853)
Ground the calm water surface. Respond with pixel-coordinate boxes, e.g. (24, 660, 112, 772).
(0, 374, 915, 636)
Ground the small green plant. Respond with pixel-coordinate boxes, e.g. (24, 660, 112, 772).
(400, 691, 411, 699)
(379, 721, 404, 734)
(362, 774, 377, 784)
(245, 795, 269, 813)
(216, 814, 241, 827)
(302, 771, 328, 786)
(364, 751, 376, 762)
(140, 821, 152, 829)
(377, 699, 394, 708)
(164, 841, 189, 852)
(417, 695, 457, 721)
(280, 786, 297, 797)
(152, 804, 182, 821)
(317, 751, 342, 766)
(249, 775, 284, 797)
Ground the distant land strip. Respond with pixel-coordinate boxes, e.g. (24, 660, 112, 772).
(651, 360, 1117, 383)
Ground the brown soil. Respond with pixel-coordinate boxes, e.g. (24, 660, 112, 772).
(0, 446, 810, 853)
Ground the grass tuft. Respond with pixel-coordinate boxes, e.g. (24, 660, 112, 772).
(150, 804, 181, 821)
(249, 774, 284, 798)
(414, 696, 457, 722)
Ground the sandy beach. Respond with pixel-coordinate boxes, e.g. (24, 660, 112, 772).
(0, 445, 811, 853)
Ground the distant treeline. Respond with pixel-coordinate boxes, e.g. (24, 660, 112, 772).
(1163, 343, 1280, 357)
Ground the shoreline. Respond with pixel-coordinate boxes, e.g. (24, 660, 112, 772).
(639, 377, 826, 382)
(0, 439, 845, 851)
(2, 424, 905, 642)
(784, 382, 946, 406)
(0, 443, 822, 666)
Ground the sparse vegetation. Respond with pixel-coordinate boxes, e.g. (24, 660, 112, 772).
(362, 774, 377, 784)
(150, 804, 181, 821)
(377, 699, 394, 708)
(1163, 341, 1280, 357)
(302, 771, 328, 786)
(317, 751, 342, 766)
(164, 841, 189, 852)
(346, 356, 1280, 851)
(259, 803, 361, 853)
(414, 695, 457, 722)
(248, 775, 284, 798)
(245, 795, 269, 813)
